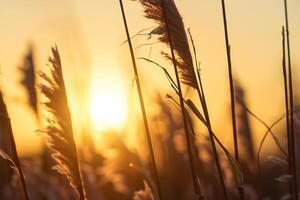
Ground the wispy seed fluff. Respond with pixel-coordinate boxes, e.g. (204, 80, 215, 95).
(133, 0, 198, 88)
(39, 46, 86, 200)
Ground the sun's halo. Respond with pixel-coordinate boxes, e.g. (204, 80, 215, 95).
(89, 85, 127, 132)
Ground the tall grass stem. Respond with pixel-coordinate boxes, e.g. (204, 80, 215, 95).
(118, 1, 163, 199)
(220, 1, 245, 198)
(283, 0, 298, 198)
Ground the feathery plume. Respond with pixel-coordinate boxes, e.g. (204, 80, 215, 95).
(132, 0, 197, 88)
(0, 91, 30, 200)
(19, 45, 38, 115)
(234, 82, 255, 164)
(132, 0, 205, 197)
(133, 181, 155, 200)
(0, 93, 14, 189)
(39, 46, 86, 200)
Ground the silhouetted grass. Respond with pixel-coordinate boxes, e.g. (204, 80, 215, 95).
(0, 92, 30, 200)
(219, 0, 245, 198)
(118, 1, 163, 199)
(283, 0, 298, 198)
(39, 46, 86, 200)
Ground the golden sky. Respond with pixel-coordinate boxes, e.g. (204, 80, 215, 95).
(0, 0, 300, 155)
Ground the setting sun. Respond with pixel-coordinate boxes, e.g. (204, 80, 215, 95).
(89, 75, 128, 132)
(2, 0, 300, 199)
(90, 90, 127, 131)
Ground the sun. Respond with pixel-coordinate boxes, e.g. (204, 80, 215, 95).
(89, 83, 127, 132)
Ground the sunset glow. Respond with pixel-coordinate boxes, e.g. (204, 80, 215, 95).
(2, 0, 300, 199)
(89, 79, 127, 132)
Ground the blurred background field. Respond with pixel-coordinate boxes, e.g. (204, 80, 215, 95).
(0, 0, 300, 199)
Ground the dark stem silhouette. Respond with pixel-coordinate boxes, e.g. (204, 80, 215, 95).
(282, 26, 294, 197)
(283, 0, 298, 199)
(188, 28, 229, 200)
(220, 0, 245, 199)
(118, 1, 163, 199)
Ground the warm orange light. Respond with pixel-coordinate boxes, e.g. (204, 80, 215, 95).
(89, 71, 128, 132)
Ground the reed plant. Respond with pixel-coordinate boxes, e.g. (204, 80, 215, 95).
(281, 25, 294, 197)
(19, 45, 38, 117)
(130, 0, 225, 199)
(283, 0, 298, 198)
(219, 0, 245, 198)
(118, 1, 163, 199)
(0, 91, 30, 200)
(39, 46, 86, 200)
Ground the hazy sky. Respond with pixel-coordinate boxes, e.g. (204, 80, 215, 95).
(0, 0, 299, 155)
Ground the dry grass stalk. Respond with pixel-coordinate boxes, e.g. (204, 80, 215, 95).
(234, 82, 255, 164)
(132, 0, 197, 88)
(283, 0, 298, 198)
(281, 26, 294, 196)
(118, 1, 163, 199)
(148, 0, 202, 196)
(0, 91, 30, 200)
(220, 0, 239, 163)
(39, 46, 86, 200)
(19, 45, 38, 116)
(130, 0, 207, 195)
(219, 0, 244, 198)
(234, 82, 259, 193)
(188, 30, 231, 199)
